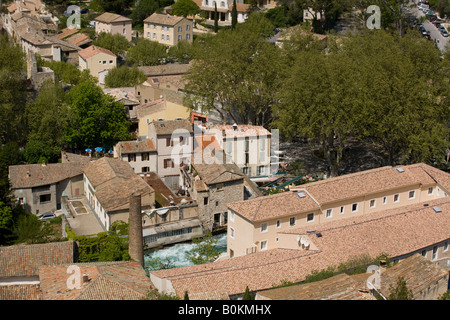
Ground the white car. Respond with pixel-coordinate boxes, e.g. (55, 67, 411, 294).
(38, 212, 56, 221)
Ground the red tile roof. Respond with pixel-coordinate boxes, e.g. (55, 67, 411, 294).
(78, 45, 116, 60)
(0, 241, 76, 277)
(151, 197, 450, 299)
(39, 261, 153, 300)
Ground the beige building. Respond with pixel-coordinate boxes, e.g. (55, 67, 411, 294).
(83, 157, 155, 231)
(143, 13, 193, 46)
(78, 45, 117, 81)
(113, 139, 158, 175)
(210, 124, 272, 181)
(227, 163, 450, 258)
(94, 12, 132, 42)
(136, 96, 191, 138)
(140, 172, 202, 249)
(150, 193, 450, 299)
(256, 253, 449, 300)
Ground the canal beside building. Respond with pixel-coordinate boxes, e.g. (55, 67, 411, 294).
(144, 232, 227, 270)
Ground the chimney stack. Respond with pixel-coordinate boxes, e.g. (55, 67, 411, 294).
(128, 193, 144, 267)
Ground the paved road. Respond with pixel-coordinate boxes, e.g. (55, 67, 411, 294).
(411, 0, 449, 52)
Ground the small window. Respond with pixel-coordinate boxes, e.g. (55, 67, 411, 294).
(153, 33, 157, 39)
(260, 223, 268, 233)
(230, 211, 235, 222)
(289, 217, 296, 227)
(216, 183, 223, 190)
(393, 194, 400, 203)
(370, 199, 376, 208)
(307, 213, 314, 222)
(39, 194, 51, 203)
(163, 159, 174, 168)
(186, 24, 190, 30)
(276, 220, 281, 228)
(444, 241, 448, 252)
(142, 166, 150, 173)
(186, 33, 190, 40)
(432, 246, 438, 260)
(408, 190, 415, 199)
(260, 240, 268, 251)
(383, 196, 387, 205)
(141, 152, 149, 161)
(166, 138, 173, 147)
(326, 209, 332, 218)
(230, 227, 234, 238)
(109, 60, 113, 64)
(178, 35, 182, 41)
(428, 187, 434, 195)
(203, 197, 208, 205)
(352, 203, 358, 212)
(340, 206, 344, 214)
(128, 153, 136, 162)
(421, 250, 427, 257)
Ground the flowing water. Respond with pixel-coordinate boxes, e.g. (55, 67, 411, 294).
(144, 232, 228, 269)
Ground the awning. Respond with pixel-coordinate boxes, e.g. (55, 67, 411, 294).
(142, 219, 202, 237)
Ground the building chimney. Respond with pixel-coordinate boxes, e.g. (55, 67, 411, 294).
(128, 193, 144, 267)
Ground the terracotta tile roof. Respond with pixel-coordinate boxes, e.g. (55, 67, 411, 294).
(9, 162, 89, 189)
(94, 12, 132, 23)
(138, 63, 191, 77)
(39, 261, 153, 300)
(78, 45, 116, 60)
(192, 162, 244, 185)
(83, 157, 136, 189)
(141, 172, 190, 206)
(54, 27, 79, 40)
(293, 163, 440, 205)
(213, 124, 271, 138)
(94, 175, 154, 211)
(379, 253, 449, 298)
(257, 273, 368, 300)
(115, 139, 156, 154)
(150, 198, 450, 299)
(0, 241, 76, 277)
(0, 284, 41, 300)
(228, 190, 319, 222)
(229, 3, 250, 12)
(136, 98, 166, 118)
(144, 13, 185, 26)
(151, 119, 193, 135)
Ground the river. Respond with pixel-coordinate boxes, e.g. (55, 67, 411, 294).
(144, 232, 228, 269)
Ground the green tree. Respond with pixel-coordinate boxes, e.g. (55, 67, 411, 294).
(242, 286, 256, 300)
(127, 38, 167, 66)
(94, 32, 130, 57)
(231, 0, 237, 30)
(388, 276, 414, 300)
(14, 212, 60, 244)
(131, 0, 160, 28)
(184, 13, 279, 126)
(186, 231, 220, 265)
(214, 2, 219, 33)
(438, 290, 450, 300)
(37, 57, 85, 85)
(92, 0, 134, 14)
(0, 34, 27, 145)
(171, 0, 200, 17)
(0, 201, 13, 233)
(64, 80, 131, 150)
(25, 81, 68, 163)
(167, 40, 194, 63)
(105, 65, 147, 87)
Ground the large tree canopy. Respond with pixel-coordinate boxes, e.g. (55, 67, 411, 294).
(64, 80, 131, 150)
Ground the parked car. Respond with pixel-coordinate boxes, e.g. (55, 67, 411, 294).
(442, 30, 449, 37)
(38, 212, 56, 221)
